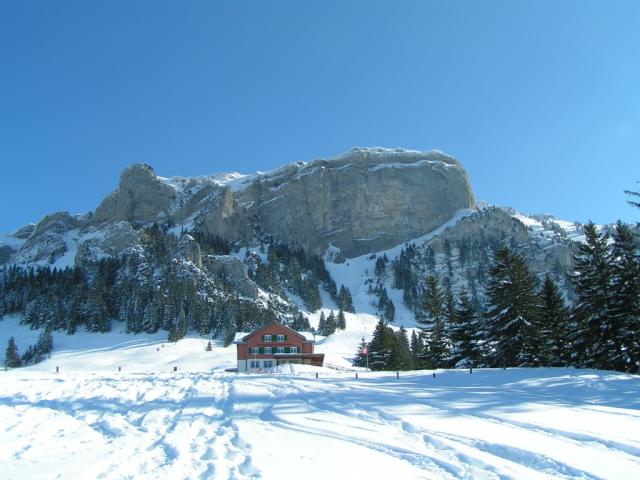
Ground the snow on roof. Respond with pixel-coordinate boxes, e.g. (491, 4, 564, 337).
(233, 327, 316, 343)
(233, 332, 249, 344)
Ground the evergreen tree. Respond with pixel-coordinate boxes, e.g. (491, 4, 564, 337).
(625, 181, 640, 209)
(410, 330, 423, 368)
(336, 309, 346, 330)
(392, 326, 414, 370)
(384, 299, 395, 323)
(325, 311, 337, 335)
(609, 221, 640, 372)
(450, 289, 482, 368)
(317, 311, 327, 336)
(5, 337, 20, 368)
(569, 222, 612, 369)
(353, 337, 369, 368)
(485, 247, 540, 367)
(538, 275, 569, 367)
(338, 285, 355, 312)
(419, 276, 450, 368)
(367, 318, 394, 370)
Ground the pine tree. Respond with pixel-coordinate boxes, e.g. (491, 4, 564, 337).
(325, 311, 337, 335)
(569, 222, 612, 369)
(485, 247, 540, 367)
(609, 221, 640, 372)
(450, 289, 482, 368)
(338, 285, 355, 313)
(419, 276, 450, 368)
(392, 326, 414, 370)
(353, 337, 369, 368)
(5, 337, 20, 368)
(410, 330, 423, 368)
(625, 181, 640, 209)
(317, 311, 327, 336)
(367, 318, 394, 370)
(538, 275, 569, 367)
(336, 309, 346, 330)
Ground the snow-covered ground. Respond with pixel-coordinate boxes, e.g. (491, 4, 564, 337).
(2, 319, 640, 480)
(2, 365, 639, 479)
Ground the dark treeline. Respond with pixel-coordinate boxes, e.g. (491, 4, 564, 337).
(355, 221, 640, 374)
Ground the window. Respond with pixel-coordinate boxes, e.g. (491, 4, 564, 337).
(290, 346, 298, 354)
(277, 346, 285, 353)
(276, 334, 285, 342)
(249, 347, 259, 354)
(249, 360, 260, 369)
(263, 360, 273, 369)
(263, 334, 272, 342)
(264, 347, 272, 354)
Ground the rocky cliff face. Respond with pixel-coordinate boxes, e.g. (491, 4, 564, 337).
(83, 147, 476, 259)
(224, 148, 475, 257)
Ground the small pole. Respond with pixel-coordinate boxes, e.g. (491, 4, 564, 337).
(315, 372, 318, 379)
(356, 372, 358, 379)
(56, 366, 59, 374)
(396, 371, 399, 380)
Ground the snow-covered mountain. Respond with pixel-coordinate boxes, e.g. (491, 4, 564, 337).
(0, 147, 598, 361)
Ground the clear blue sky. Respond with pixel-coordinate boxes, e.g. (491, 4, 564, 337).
(1, 1, 639, 233)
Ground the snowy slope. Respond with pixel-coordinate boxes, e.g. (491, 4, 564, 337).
(2, 367, 639, 479)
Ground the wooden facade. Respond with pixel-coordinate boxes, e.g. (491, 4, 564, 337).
(234, 321, 324, 372)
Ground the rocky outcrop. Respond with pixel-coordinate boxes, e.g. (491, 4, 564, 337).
(204, 147, 476, 257)
(75, 221, 141, 266)
(92, 164, 177, 224)
(17, 212, 81, 265)
(203, 255, 259, 298)
(1, 147, 477, 265)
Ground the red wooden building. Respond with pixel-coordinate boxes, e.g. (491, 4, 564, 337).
(234, 320, 324, 372)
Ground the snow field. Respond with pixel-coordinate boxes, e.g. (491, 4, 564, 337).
(2, 368, 640, 479)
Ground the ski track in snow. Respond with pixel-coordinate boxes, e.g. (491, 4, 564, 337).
(2, 369, 639, 479)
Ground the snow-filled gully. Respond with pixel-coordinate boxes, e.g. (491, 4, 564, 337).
(2, 369, 640, 479)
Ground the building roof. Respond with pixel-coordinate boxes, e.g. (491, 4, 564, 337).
(233, 320, 315, 343)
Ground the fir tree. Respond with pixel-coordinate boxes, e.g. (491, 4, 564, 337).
(569, 222, 612, 369)
(353, 337, 369, 368)
(609, 221, 640, 372)
(485, 247, 540, 367)
(410, 330, 423, 368)
(367, 318, 394, 370)
(325, 311, 337, 335)
(392, 326, 414, 370)
(338, 285, 355, 313)
(450, 289, 482, 368)
(538, 275, 569, 367)
(317, 311, 327, 336)
(336, 309, 346, 330)
(419, 276, 450, 368)
(5, 337, 20, 368)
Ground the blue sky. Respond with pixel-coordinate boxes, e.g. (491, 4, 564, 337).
(1, 1, 639, 233)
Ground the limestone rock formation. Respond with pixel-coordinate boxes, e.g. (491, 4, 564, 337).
(205, 147, 476, 257)
(18, 212, 82, 265)
(203, 255, 259, 298)
(92, 164, 177, 224)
